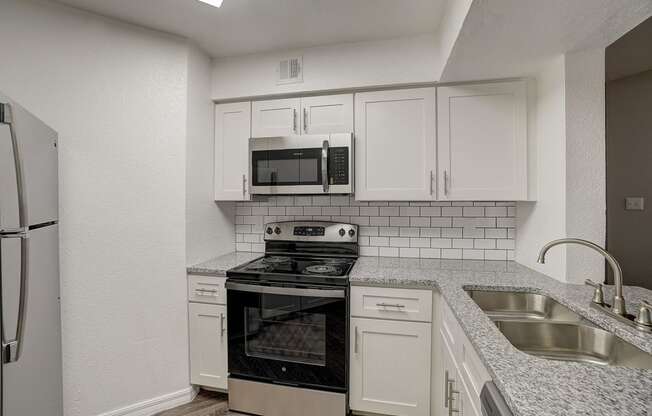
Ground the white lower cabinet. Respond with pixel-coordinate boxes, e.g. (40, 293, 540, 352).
(189, 302, 228, 390)
(350, 286, 432, 416)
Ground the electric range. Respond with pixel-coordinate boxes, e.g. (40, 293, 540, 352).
(225, 221, 358, 416)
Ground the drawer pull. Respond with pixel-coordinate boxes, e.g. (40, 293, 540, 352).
(354, 326, 359, 354)
(195, 288, 218, 296)
(376, 302, 406, 309)
(220, 313, 226, 337)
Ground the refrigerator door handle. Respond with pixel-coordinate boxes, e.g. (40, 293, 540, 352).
(1, 102, 28, 230)
(1, 102, 30, 364)
(1, 231, 29, 364)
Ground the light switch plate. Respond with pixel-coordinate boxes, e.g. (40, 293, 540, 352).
(625, 197, 644, 211)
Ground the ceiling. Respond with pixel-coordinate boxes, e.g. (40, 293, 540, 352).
(439, 0, 652, 82)
(51, 0, 446, 58)
(606, 15, 652, 81)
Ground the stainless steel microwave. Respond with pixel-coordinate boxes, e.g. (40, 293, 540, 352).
(249, 133, 354, 195)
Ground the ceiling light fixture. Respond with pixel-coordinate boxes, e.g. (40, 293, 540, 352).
(197, 0, 223, 8)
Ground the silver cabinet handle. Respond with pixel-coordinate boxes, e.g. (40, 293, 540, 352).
(445, 371, 460, 415)
(220, 313, 226, 337)
(195, 288, 218, 296)
(444, 170, 449, 196)
(303, 108, 308, 133)
(430, 170, 434, 195)
(321, 140, 329, 193)
(354, 326, 359, 354)
(242, 174, 247, 199)
(376, 302, 406, 309)
(444, 370, 451, 408)
(293, 108, 297, 133)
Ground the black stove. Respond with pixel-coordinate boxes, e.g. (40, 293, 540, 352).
(227, 221, 358, 285)
(225, 221, 358, 416)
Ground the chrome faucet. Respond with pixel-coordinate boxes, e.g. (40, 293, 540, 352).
(537, 238, 627, 316)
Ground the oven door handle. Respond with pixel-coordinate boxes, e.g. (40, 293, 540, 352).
(225, 281, 345, 299)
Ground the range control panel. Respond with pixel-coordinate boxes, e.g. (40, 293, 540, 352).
(264, 221, 358, 243)
(293, 226, 325, 236)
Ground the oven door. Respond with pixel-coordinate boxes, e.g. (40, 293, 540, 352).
(226, 280, 348, 392)
(249, 134, 353, 195)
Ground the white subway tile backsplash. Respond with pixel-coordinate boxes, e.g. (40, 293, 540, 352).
(359, 207, 379, 216)
(399, 227, 420, 237)
(370, 216, 389, 226)
(379, 227, 399, 237)
(379, 247, 399, 257)
(380, 207, 400, 216)
(390, 237, 410, 247)
(390, 216, 410, 227)
(234, 196, 516, 259)
(400, 206, 420, 216)
(400, 247, 420, 258)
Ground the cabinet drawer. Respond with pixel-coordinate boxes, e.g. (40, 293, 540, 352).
(188, 275, 227, 304)
(351, 287, 432, 322)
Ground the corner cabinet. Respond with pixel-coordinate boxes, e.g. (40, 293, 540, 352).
(354, 88, 436, 201)
(188, 275, 228, 390)
(349, 287, 433, 416)
(251, 94, 353, 137)
(437, 81, 528, 200)
(214, 102, 251, 201)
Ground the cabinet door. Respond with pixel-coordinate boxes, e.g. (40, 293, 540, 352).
(355, 88, 436, 200)
(301, 94, 353, 134)
(189, 303, 228, 390)
(437, 81, 527, 200)
(350, 317, 431, 416)
(441, 333, 463, 416)
(251, 98, 301, 137)
(214, 102, 250, 201)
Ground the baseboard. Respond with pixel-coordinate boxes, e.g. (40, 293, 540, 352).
(97, 386, 198, 416)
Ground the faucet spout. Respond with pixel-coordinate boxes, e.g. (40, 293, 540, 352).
(537, 238, 626, 316)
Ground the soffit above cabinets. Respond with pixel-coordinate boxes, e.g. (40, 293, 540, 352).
(49, 0, 446, 58)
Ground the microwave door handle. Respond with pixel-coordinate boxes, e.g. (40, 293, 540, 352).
(322, 139, 329, 193)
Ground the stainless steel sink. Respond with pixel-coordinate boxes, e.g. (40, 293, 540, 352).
(465, 289, 652, 369)
(494, 320, 652, 370)
(465, 290, 582, 322)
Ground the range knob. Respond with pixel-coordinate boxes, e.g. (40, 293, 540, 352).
(274, 227, 281, 235)
(339, 228, 346, 237)
(348, 229, 356, 237)
(266, 227, 273, 235)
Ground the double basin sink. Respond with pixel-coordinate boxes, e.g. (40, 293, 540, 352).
(465, 289, 652, 370)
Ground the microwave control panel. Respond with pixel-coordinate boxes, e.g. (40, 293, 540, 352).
(328, 147, 349, 185)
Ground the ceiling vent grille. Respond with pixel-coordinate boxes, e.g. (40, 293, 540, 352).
(277, 56, 303, 85)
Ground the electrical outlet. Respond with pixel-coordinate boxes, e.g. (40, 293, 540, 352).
(625, 197, 644, 211)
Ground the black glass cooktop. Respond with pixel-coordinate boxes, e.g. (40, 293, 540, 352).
(238, 255, 354, 277)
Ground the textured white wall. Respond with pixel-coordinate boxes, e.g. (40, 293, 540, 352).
(516, 56, 568, 280)
(564, 48, 606, 283)
(211, 34, 440, 100)
(186, 45, 236, 265)
(0, 0, 192, 414)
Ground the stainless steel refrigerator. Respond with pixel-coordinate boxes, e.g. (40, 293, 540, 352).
(0, 92, 63, 416)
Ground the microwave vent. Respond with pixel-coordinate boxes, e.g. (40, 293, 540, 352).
(277, 56, 303, 85)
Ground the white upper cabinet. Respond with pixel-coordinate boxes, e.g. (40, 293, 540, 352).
(355, 88, 436, 201)
(214, 102, 251, 201)
(301, 94, 353, 134)
(252, 94, 353, 137)
(437, 81, 528, 200)
(252, 98, 301, 137)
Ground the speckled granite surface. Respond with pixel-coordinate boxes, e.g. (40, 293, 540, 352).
(350, 257, 652, 416)
(187, 252, 261, 276)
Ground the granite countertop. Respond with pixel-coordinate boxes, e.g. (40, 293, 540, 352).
(187, 252, 261, 276)
(350, 257, 652, 416)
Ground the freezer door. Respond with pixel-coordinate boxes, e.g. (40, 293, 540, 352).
(0, 104, 20, 232)
(2, 225, 62, 416)
(0, 92, 58, 227)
